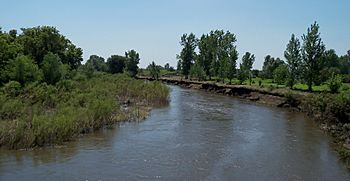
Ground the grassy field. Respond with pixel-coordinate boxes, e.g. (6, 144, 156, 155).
(0, 73, 169, 149)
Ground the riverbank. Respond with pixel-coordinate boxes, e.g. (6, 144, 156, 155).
(138, 76, 350, 169)
(0, 74, 169, 149)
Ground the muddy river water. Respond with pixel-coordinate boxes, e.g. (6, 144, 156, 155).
(1, 85, 349, 180)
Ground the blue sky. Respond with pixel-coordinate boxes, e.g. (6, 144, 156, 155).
(1, 0, 349, 69)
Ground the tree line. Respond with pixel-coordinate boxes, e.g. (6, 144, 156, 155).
(84, 49, 140, 78)
(175, 22, 350, 92)
(0, 26, 140, 87)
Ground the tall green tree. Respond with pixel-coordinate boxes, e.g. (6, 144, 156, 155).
(63, 44, 83, 69)
(227, 49, 238, 84)
(176, 59, 182, 73)
(261, 55, 284, 79)
(0, 30, 23, 84)
(125, 50, 140, 77)
(301, 22, 325, 91)
(86, 55, 107, 72)
(42, 52, 62, 85)
(107, 55, 126, 74)
(319, 49, 340, 83)
(240, 52, 255, 85)
(217, 30, 237, 83)
(18, 26, 82, 69)
(339, 50, 350, 75)
(164, 63, 170, 70)
(148, 61, 160, 79)
(179, 33, 197, 79)
(198, 33, 216, 79)
(284, 34, 301, 89)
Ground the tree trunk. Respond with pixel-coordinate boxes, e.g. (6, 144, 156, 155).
(308, 79, 312, 91)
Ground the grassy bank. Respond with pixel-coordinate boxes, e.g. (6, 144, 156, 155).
(0, 73, 169, 149)
(302, 93, 350, 168)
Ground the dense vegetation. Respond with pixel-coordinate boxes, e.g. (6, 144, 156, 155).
(172, 22, 349, 93)
(0, 74, 169, 149)
(0, 26, 169, 149)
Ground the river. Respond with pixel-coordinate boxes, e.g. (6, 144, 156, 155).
(0, 85, 349, 180)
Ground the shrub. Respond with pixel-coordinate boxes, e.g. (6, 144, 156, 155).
(5, 55, 42, 86)
(2, 81, 21, 97)
(0, 98, 26, 120)
(273, 64, 288, 85)
(327, 73, 342, 93)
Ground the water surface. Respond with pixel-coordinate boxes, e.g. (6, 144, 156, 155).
(1, 85, 349, 180)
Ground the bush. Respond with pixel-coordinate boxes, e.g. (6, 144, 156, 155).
(273, 64, 288, 85)
(0, 98, 26, 120)
(342, 74, 350, 83)
(2, 81, 21, 96)
(5, 55, 42, 86)
(306, 93, 350, 124)
(327, 73, 342, 93)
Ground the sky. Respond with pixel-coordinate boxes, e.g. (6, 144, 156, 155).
(1, 0, 350, 69)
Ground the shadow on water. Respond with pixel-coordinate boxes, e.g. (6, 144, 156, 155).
(0, 85, 349, 180)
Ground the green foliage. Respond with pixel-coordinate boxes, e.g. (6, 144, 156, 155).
(306, 93, 350, 124)
(327, 73, 343, 94)
(107, 55, 126, 74)
(339, 51, 350, 75)
(0, 30, 23, 84)
(302, 22, 326, 91)
(42, 52, 62, 85)
(80, 63, 94, 79)
(179, 33, 197, 78)
(63, 44, 83, 69)
(176, 60, 182, 73)
(86, 55, 107, 72)
(197, 30, 237, 81)
(189, 63, 206, 81)
(258, 79, 262, 87)
(0, 96, 26, 120)
(2, 81, 21, 96)
(148, 61, 160, 79)
(285, 34, 302, 89)
(0, 26, 82, 85)
(0, 74, 169, 149)
(261, 55, 284, 79)
(226, 49, 238, 84)
(240, 52, 255, 85)
(5, 55, 42, 86)
(273, 64, 288, 85)
(19, 26, 82, 68)
(125, 50, 140, 77)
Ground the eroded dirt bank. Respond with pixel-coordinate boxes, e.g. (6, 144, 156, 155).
(138, 76, 304, 108)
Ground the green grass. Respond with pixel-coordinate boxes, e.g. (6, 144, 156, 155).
(199, 76, 350, 93)
(0, 73, 169, 149)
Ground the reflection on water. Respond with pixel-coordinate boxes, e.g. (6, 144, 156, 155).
(0, 85, 349, 180)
